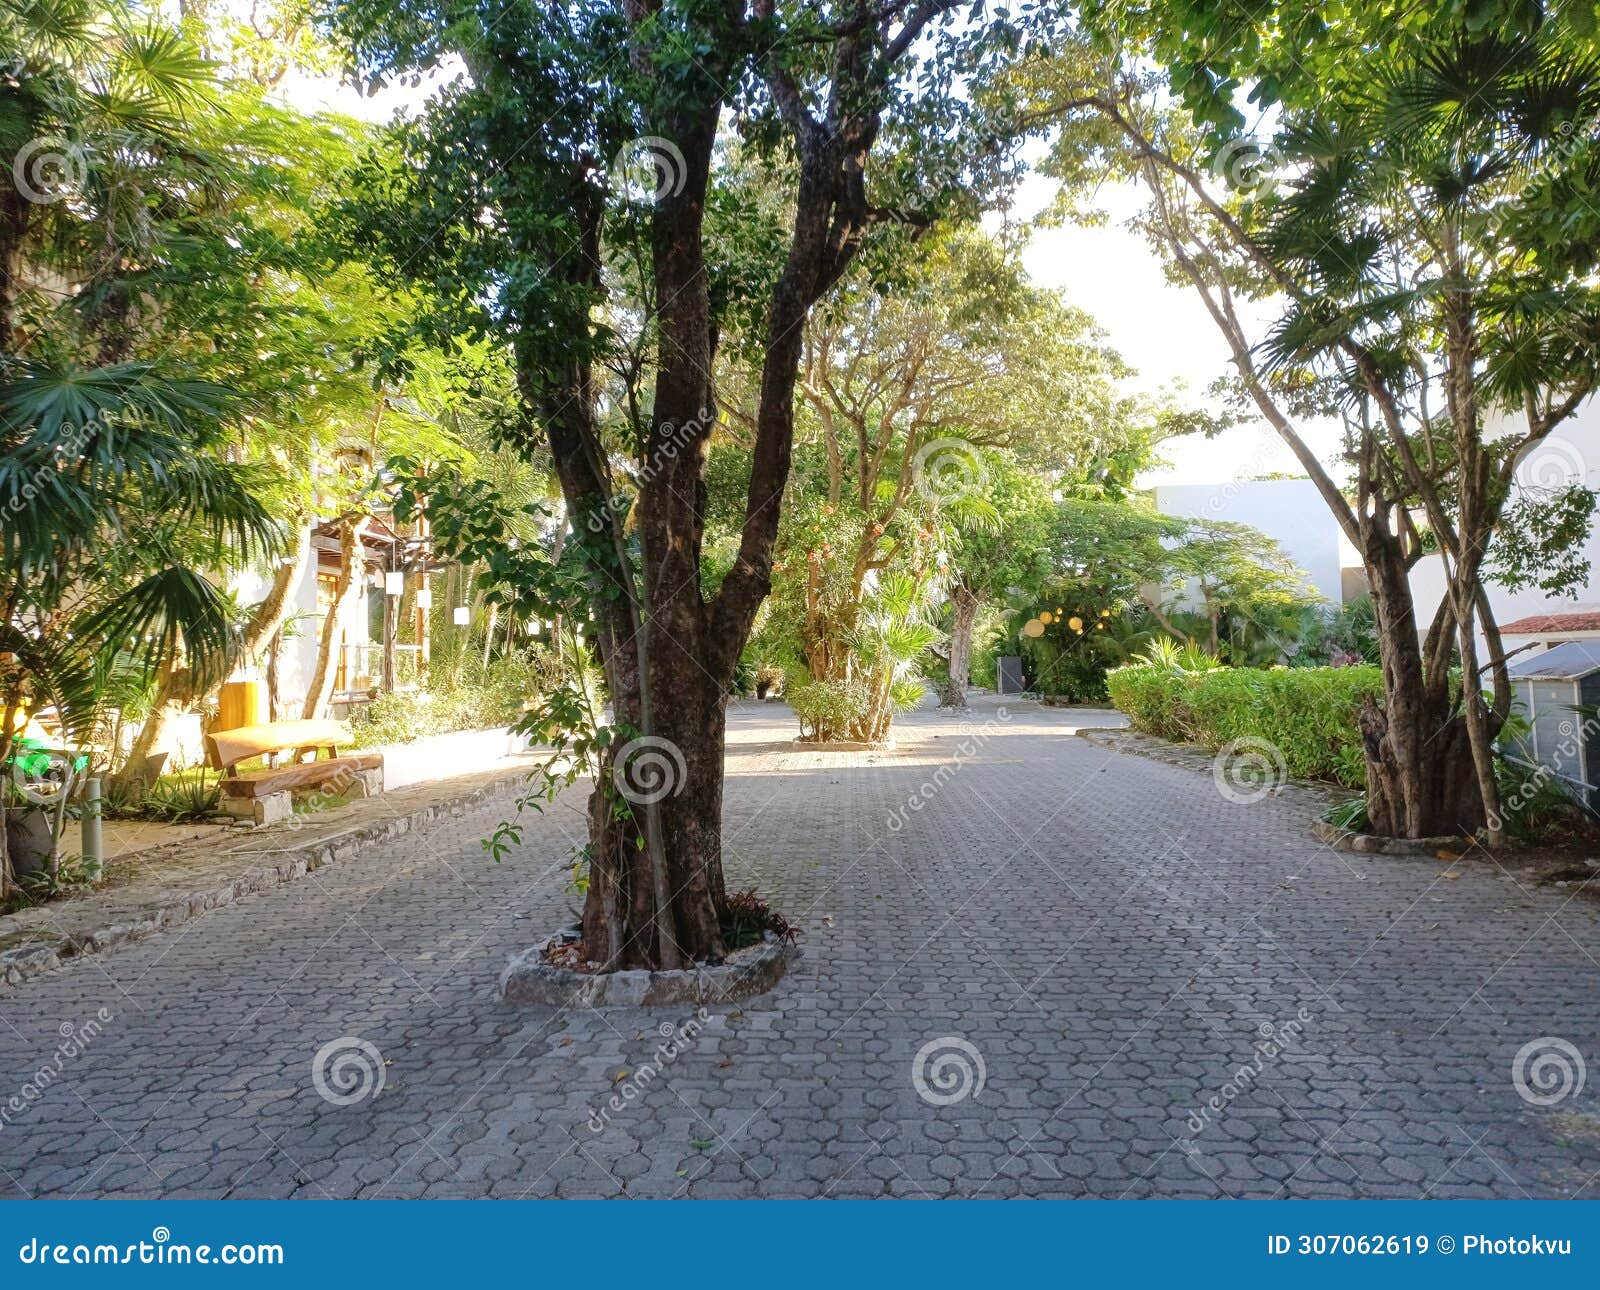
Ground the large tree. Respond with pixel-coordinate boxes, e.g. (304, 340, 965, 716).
(1032, 5, 1600, 840)
(779, 228, 1139, 715)
(331, 0, 1049, 968)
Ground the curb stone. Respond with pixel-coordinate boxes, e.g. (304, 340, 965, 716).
(0, 767, 533, 993)
(500, 932, 802, 1007)
(1074, 725, 1347, 810)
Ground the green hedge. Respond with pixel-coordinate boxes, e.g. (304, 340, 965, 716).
(1105, 664, 1383, 787)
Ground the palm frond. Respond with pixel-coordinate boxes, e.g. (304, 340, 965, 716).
(74, 567, 243, 694)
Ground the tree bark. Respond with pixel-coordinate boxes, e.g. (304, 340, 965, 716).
(495, 5, 943, 968)
(119, 525, 310, 781)
(0, 185, 29, 352)
(941, 583, 979, 709)
(302, 518, 369, 721)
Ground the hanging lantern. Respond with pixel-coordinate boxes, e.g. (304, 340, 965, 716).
(453, 606, 470, 626)
(384, 571, 405, 596)
(1039, 610, 1054, 625)
(415, 587, 433, 610)
(1068, 616, 1084, 633)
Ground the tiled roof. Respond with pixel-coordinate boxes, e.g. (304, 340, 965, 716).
(1499, 612, 1600, 635)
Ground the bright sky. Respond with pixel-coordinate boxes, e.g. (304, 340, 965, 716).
(1003, 174, 1346, 487)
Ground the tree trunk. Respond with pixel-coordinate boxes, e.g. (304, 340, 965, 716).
(266, 629, 282, 719)
(119, 527, 309, 782)
(303, 518, 369, 720)
(941, 584, 979, 709)
(0, 186, 29, 351)
(1358, 537, 1483, 838)
(501, 10, 909, 969)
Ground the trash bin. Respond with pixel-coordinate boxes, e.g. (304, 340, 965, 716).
(216, 680, 266, 733)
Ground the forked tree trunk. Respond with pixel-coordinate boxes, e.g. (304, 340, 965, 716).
(941, 584, 979, 709)
(505, 7, 931, 969)
(1357, 538, 1484, 838)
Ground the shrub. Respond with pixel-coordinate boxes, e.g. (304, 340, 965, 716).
(788, 678, 868, 741)
(349, 648, 565, 746)
(1107, 663, 1383, 788)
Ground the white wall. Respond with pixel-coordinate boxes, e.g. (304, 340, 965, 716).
(1153, 478, 1346, 605)
(227, 525, 320, 714)
(1408, 401, 1600, 651)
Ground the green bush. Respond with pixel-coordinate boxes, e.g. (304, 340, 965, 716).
(1107, 663, 1382, 787)
(349, 648, 566, 745)
(142, 767, 223, 822)
(788, 678, 868, 741)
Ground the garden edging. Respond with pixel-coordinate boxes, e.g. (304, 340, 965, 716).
(1073, 726, 1347, 811)
(0, 764, 536, 994)
(500, 931, 802, 1008)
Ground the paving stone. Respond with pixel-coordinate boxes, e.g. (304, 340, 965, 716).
(0, 696, 1596, 1197)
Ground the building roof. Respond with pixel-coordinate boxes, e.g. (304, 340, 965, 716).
(1508, 640, 1600, 681)
(1499, 611, 1600, 636)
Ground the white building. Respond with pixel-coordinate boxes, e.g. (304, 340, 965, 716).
(1152, 477, 1352, 605)
(1406, 400, 1600, 657)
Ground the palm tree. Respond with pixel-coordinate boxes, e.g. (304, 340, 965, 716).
(2, 0, 224, 353)
(0, 2, 286, 894)
(849, 571, 941, 743)
(0, 359, 279, 894)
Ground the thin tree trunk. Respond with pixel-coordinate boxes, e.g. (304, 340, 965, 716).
(0, 186, 29, 352)
(303, 518, 370, 720)
(266, 629, 282, 719)
(120, 526, 310, 782)
(941, 584, 979, 709)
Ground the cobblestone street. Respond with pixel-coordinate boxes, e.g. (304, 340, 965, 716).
(2, 697, 1598, 1198)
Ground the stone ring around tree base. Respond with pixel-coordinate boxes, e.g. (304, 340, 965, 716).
(499, 931, 802, 1008)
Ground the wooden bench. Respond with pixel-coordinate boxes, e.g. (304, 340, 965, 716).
(203, 719, 383, 826)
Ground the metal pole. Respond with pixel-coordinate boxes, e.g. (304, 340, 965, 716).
(81, 775, 104, 882)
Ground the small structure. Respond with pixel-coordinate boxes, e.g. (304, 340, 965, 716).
(995, 655, 1026, 696)
(1504, 641, 1600, 813)
(1498, 609, 1600, 654)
